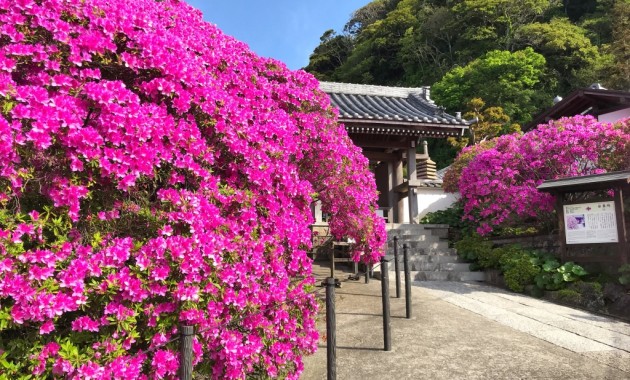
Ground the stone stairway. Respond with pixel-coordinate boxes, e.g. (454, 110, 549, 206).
(386, 224, 485, 282)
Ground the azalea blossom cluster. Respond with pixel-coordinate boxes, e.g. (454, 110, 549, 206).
(456, 116, 630, 235)
(0, 0, 386, 378)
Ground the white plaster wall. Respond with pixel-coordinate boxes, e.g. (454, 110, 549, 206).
(402, 198, 409, 224)
(415, 188, 458, 220)
(313, 189, 457, 225)
(598, 108, 630, 123)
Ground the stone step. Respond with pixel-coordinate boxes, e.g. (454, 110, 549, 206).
(387, 234, 443, 243)
(423, 225, 449, 236)
(410, 262, 471, 272)
(412, 271, 486, 282)
(386, 245, 448, 254)
(409, 255, 463, 264)
(387, 223, 430, 230)
(387, 230, 430, 236)
(373, 269, 485, 282)
(388, 255, 467, 271)
(381, 224, 482, 283)
(417, 224, 449, 229)
(387, 233, 448, 244)
(387, 248, 458, 257)
(387, 240, 449, 250)
(387, 243, 448, 253)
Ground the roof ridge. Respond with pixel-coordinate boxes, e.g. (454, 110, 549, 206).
(319, 81, 429, 99)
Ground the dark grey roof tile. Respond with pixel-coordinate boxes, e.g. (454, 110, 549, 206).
(319, 81, 469, 127)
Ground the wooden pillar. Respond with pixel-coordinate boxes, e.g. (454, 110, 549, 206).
(407, 141, 418, 223)
(387, 161, 395, 224)
(614, 187, 628, 265)
(555, 194, 567, 261)
(394, 154, 404, 223)
(375, 162, 389, 209)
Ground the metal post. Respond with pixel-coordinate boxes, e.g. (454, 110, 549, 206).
(179, 325, 194, 380)
(325, 277, 337, 380)
(393, 236, 401, 298)
(403, 243, 412, 319)
(380, 257, 392, 351)
(330, 247, 335, 278)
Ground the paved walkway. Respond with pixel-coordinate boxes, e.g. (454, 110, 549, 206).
(301, 264, 630, 379)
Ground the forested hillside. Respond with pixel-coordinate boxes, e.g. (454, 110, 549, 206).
(306, 0, 629, 129)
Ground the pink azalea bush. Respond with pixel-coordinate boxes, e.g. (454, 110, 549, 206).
(458, 116, 630, 235)
(0, 0, 386, 378)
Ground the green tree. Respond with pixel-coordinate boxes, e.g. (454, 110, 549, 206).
(516, 18, 606, 93)
(334, 0, 417, 84)
(399, 6, 462, 85)
(448, 98, 521, 150)
(304, 30, 353, 79)
(344, 0, 399, 35)
(452, 0, 551, 54)
(432, 48, 550, 124)
(608, 0, 630, 89)
(576, 0, 615, 46)
(426, 138, 460, 169)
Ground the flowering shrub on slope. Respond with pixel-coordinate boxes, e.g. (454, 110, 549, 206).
(0, 0, 386, 378)
(442, 140, 496, 193)
(458, 116, 630, 235)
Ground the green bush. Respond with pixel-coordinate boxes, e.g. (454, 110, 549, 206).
(552, 282, 605, 311)
(573, 281, 605, 311)
(499, 249, 541, 292)
(421, 202, 474, 241)
(555, 288, 582, 303)
(620, 264, 630, 286)
(533, 254, 588, 291)
(451, 235, 589, 294)
(454, 234, 493, 262)
(478, 244, 519, 270)
(420, 202, 463, 226)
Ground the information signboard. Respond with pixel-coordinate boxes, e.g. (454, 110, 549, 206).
(564, 201, 618, 244)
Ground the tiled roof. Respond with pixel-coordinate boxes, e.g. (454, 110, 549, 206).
(319, 82, 469, 126)
(416, 180, 443, 188)
(435, 166, 450, 181)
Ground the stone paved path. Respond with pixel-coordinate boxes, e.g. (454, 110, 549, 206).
(417, 281, 630, 374)
(301, 264, 630, 379)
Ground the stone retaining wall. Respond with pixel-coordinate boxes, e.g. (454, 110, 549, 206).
(489, 234, 560, 254)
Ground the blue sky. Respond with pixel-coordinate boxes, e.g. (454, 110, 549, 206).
(184, 1, 370, 70)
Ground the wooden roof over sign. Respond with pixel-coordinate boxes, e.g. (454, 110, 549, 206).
(319, 82, 470, 139)
(525, 87, 630, 132)
(537, 171, 630, 193)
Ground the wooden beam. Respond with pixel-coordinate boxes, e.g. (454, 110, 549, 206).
(349, 139, 413, 149)
(363, 151, 400, 162)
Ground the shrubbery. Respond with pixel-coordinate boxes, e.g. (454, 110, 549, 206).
(420, 201, 474, 242)
(454, 234, 493, 264)
(620, 264, 630, 286)
(0, 1, 386, 378)
(454, 237, 588, 293)
(498, 249, 541, 292)
(450, 116, 630, 235)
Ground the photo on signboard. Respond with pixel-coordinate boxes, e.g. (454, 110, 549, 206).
(566, 214, 586, 230)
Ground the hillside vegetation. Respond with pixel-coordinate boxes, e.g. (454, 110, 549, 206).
(306, 0, 629, 128)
